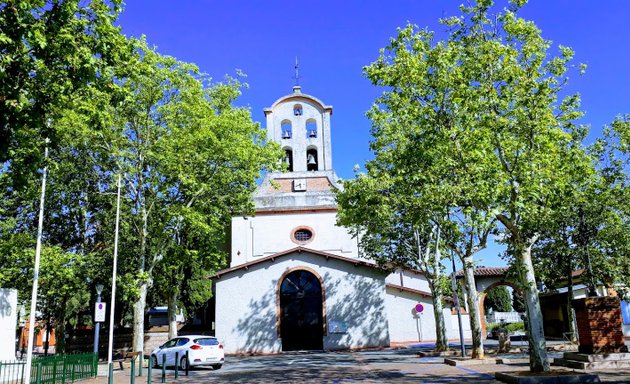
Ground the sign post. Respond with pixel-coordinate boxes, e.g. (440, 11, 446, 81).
(94, 285, 105, 354)
(415, 303, 424, 341)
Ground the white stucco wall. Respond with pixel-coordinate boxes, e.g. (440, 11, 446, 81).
(446, 312, 472, 341)
(230, 211, 360, 267)
(215, 251, 389, 354)
(384, 270, 431, 293)
(384, 287, 437, 343)
(0, 289, 18, 360)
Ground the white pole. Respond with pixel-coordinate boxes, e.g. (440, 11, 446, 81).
(107, 174, 122, 380)
(24, 139, 49, 383)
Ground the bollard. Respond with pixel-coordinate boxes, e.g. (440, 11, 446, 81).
(161, 354, 166, 383)
(108, 362, 114, 384)
(147, 356, 152, 384)
(174, 352, 179, 379)
(131, 357, 136, 384)
(185, 350, 189, 376)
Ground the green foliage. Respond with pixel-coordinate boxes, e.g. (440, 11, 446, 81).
(484, 286, 512, 312)
(0, 12, 282, 347)
(512, 289, 526, 313)
(505, 322, 525, 333)
(0, 0, 131, 188)
(356, 0, 601, 371)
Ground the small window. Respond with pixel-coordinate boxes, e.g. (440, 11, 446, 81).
(176, 338, 190, 346)
(294, 104, 303, 116)
(194, 338, 219, 346)
(293, 228, 312, 243)
(163, 339, 177, 348)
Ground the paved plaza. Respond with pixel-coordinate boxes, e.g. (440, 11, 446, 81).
(82, 348, 630, 384)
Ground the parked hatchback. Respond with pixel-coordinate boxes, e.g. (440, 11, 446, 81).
(150, 335, 224, 370)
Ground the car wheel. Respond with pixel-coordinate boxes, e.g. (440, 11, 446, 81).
(212, 364, 222, 370)
(179, 356, 188, 371)
(151, 355, 159, 368)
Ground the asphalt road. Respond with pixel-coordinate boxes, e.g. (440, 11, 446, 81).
(83, 347, 630, 384)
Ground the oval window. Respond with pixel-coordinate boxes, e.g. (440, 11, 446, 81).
(292, 227, 314, 244)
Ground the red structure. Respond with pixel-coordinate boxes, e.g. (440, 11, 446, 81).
(573, 296, 628, 354)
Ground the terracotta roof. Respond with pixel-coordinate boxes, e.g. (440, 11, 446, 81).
(455, 266, 509, 278)
(213, 247, 384, 278)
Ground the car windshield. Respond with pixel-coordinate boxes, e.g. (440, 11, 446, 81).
(194, 338, 219, 346)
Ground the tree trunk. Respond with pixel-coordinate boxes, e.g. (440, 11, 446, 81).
(566, 262, 577, 342)
(132, 282, 148, 353)
(167, 290, 178, 340)
(519, 243, 550, 372)
(54, 312, 66, 354)
(462, 255, 484, 359)
(429, 279, 449, 351)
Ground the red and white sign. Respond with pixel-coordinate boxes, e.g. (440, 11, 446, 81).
(94, 303, 106, 322)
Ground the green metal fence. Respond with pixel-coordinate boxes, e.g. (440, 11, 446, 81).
(0, 353, 97, 384)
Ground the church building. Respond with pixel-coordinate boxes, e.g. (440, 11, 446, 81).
(213, 85, 470, 354)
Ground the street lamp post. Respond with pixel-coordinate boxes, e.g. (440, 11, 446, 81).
(24, 138, 49, 384)
(93, 284, 104, 355)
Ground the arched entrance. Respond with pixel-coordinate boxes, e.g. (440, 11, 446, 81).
(478, 281, 521, 338)
(279, 269, 324, 351)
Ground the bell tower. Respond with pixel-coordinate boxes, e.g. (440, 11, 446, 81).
(252, 86, 341, 212)
(264, 85, 333, 172)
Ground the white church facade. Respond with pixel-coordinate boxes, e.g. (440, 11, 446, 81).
(213, 86, 471, 354)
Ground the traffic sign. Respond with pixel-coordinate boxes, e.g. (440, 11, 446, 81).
(94, 302, 106, 322)
(415, 303, 424, 313)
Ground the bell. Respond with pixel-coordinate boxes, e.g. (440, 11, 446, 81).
(307, 154, 317, 165)
(308, 130, 317, 138)
(284, 156, 291, 165)
(283, 130, 291, 139)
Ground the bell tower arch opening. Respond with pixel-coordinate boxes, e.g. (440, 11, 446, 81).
(281, 120, 292, 140)
(306, 119, 317, 138)
(306, 147, 318, 171)
(283, 147, 294, 172)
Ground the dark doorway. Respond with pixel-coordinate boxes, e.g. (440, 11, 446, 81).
(280, 270, 324, 351)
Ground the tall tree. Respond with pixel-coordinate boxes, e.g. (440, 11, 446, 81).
(359, 0, 593, 372)
(97, 40, 281, 352)
(0, 0, 130, 188)
(336, 172, 450, 352)
(484, 286, 512, 313)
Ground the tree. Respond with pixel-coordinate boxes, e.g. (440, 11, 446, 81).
(360, 18, 497, 360)
(336, 172, 451, 352)
(0, 0, 130, 188)
(484, 286, 512, 313)
(93, 40, 281, 352)
(359, 0, 592, 372)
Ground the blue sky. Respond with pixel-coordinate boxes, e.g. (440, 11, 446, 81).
(116, 1, 630, 267)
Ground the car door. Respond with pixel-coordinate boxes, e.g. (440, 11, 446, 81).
(172, 337, 190, 364)
(157, 339, 177, 366)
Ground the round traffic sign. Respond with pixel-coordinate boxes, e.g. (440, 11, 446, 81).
(415, 303, 424, 313)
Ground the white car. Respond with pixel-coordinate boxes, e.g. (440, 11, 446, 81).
(150, 335, 224, 370)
